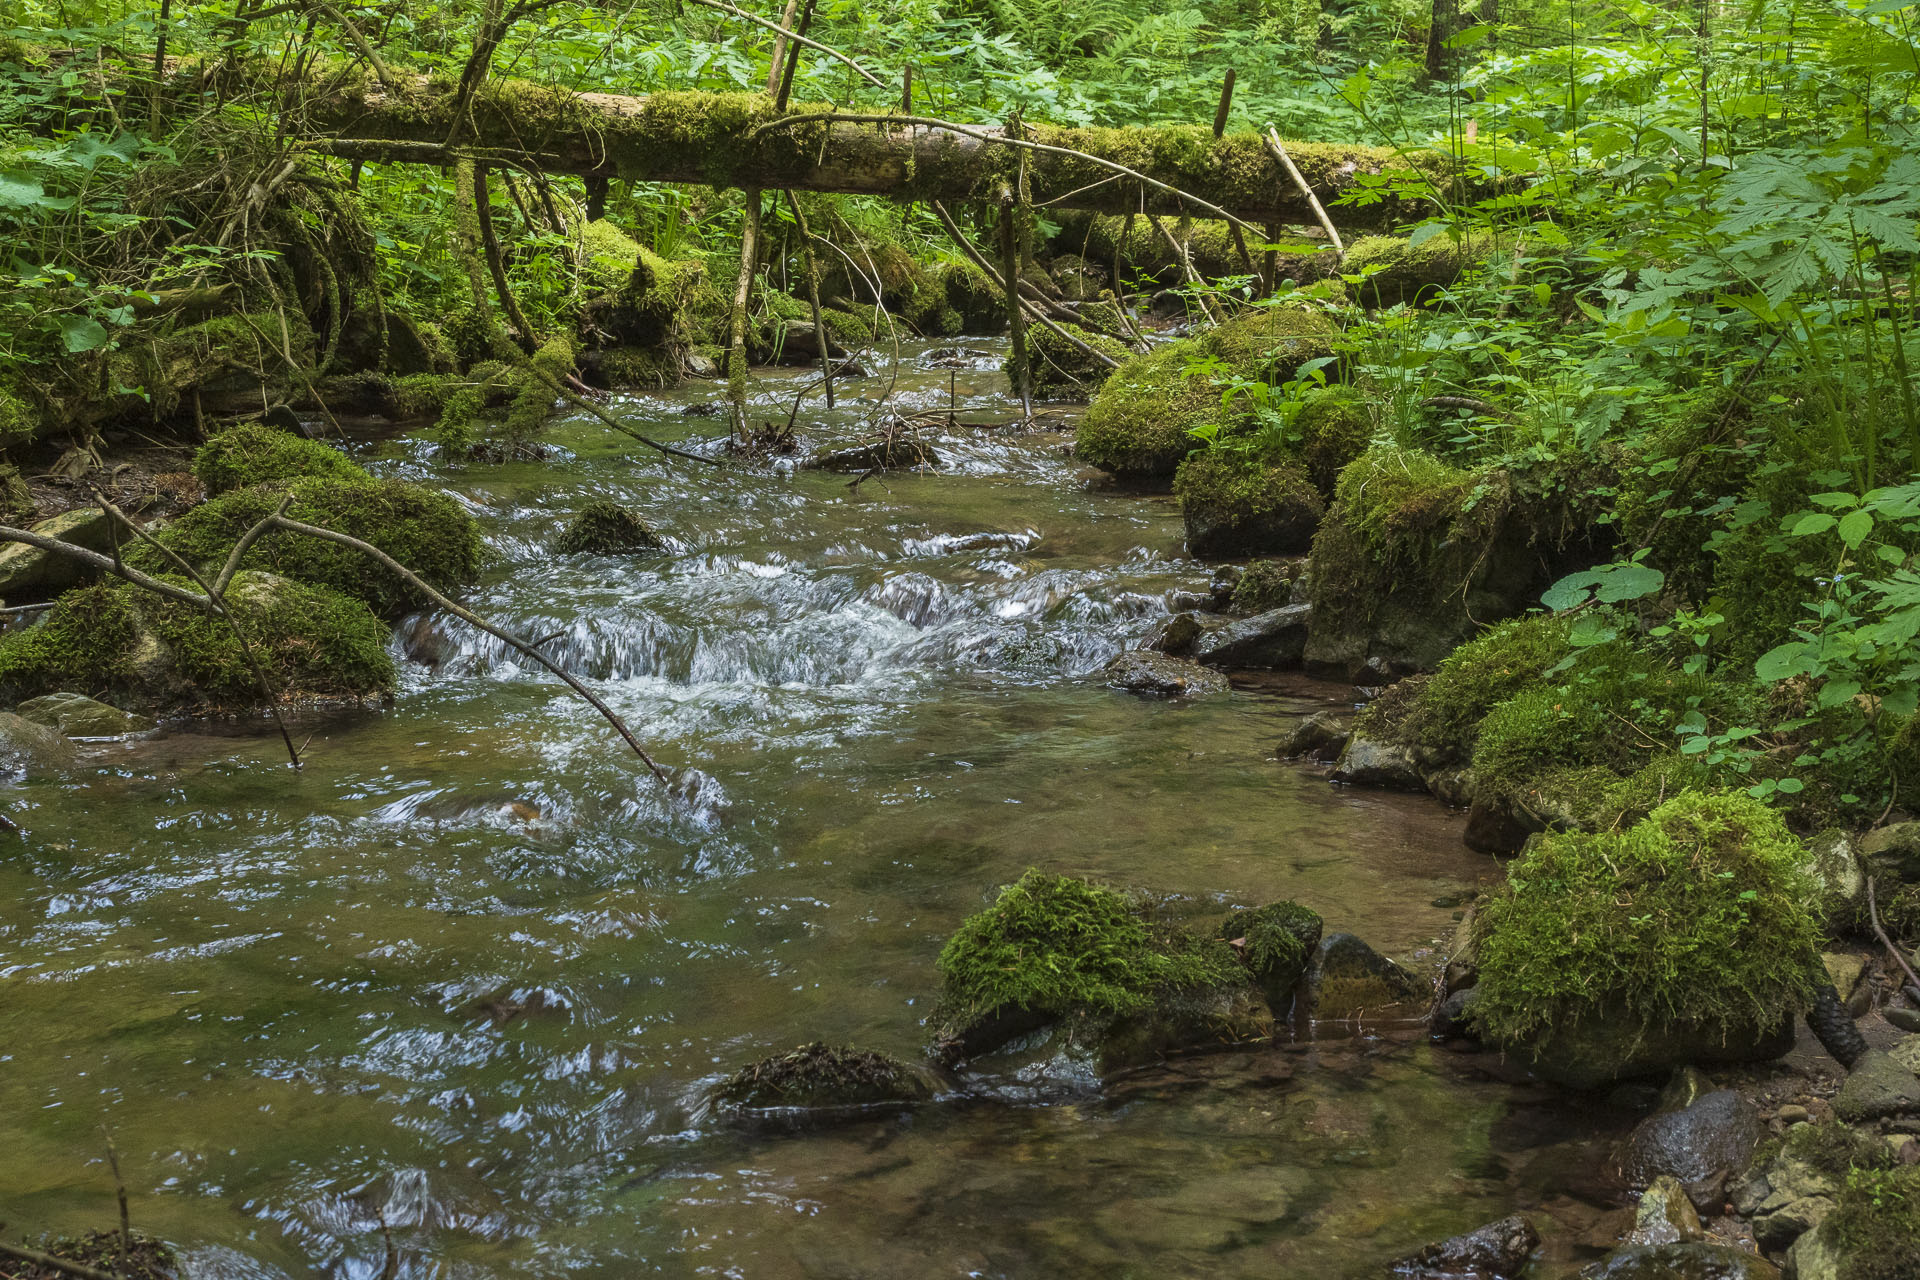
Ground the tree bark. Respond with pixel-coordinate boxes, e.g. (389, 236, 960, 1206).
(302, 77, 1441, 226)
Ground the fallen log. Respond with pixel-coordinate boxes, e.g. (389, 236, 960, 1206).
(303, 79, 1446, 226)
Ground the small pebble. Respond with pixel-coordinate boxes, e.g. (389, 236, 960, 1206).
(1887, 1006, 1920, 1034)
(1777, 1104, 1810, 1124)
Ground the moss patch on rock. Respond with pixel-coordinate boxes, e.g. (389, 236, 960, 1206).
(136, 477, 481, 618)
(1075, 339, 1221, 480)
(1230, 559, 1300, 613)
(1343, 232, 1483, 306)
(1473, 791, 1823, 1050)
(1294, 385, 1374, 493)
(1406, 613, 1570, 763)
(711, 1042, 932, 1113)
(1826, 1166, 1920, 1280)
(1017, 322, 1131, 401)
(194, 422, 368, 496)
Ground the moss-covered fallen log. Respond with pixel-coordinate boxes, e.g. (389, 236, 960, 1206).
(305, 79, 1446, 227)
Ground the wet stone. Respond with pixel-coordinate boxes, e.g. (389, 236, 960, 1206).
(1100, 651, 1228, 698)
(1578, 1242, 1780, 1279)
(1391, 1212, 1539, 1278)
(16, 692, 154, 738)
(1305, 932, 1426, 1020)
(1832, 1049, 1920, 1121)
(1189, 602, 1312, 669)
(0, 711, 78, 778)
(1627, 1174, 1705, 1246)
(1278, 709, 1352, 761)
(1619, 1089, 1764, 1209)
(711, 1043, 933, 1118)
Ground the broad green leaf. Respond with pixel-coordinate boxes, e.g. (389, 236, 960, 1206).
(1789, 512, 1836, 537)
(58, 316, 110, 353)
(1837, 508, 1873, 548)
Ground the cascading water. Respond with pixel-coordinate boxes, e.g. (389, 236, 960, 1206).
(0, 342, 1624, 1279)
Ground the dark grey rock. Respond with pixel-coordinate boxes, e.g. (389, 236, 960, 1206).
(1433, 986, 1481, 1041)
(1305, 932, 1426, 1020)
(1391, 1213, 1538, 1277)
(1149, 611, 1206, 656)
(805, 438, 941, 471)
(1619, 1089, 1764, 1209)
(1331, 734, 1426, 790)
(1278, 710, 1352, 761)
(1889, 1007, 1920, 1034)
(1101, 651, 1229, 698)
(1832, 1048, 1920, 1121)
(1190, 603, 1311, 669)
(1498, 1010, 1796, 1092)
(710, 1042, 933, 1120)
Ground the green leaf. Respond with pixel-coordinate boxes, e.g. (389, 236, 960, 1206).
(1755, 641, 1816, 682)
(1838, 508, 1874, 548)
(58, 316, 110, 353)
(1790, 512, 1837, 537)
(1594, 562, 1664, 603)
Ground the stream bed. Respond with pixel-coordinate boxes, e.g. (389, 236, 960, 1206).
(1, 343, 1634, 1277)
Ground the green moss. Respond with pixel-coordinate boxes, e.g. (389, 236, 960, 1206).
(1220, 901, 1322, 978)
(593, 346, 679, 389)
(1294, 385, 1373, 494)
(108, 310, 317, 416)
(1343, 233, 1483, 306)
(936, 870, 1241, 1022)
(1173, 447, 1324, 558)
(1076, 338, 1222, 479)
(1473, 790, 1823, 1045)
(144, 572, 395, 705)
(0, 583, 141, 700)
(0, 383, 38, 453)
(136, 477, 481, 619)
(1200, 307, 1338, 379)
(1828, 1166, 1920, 1280)
(1334, 446, 1476, 560)
(1407, 613, 1570, 762)
(712, 1043, 930, 1112)
(1780, 1119, 1894, 1181)
(933, 260, 1003, 332)
(390, 373, 469, 419)
(555, 501, 662, 555)
(194, 422, 367, 496)
(1230, 560, 1298, 613)
(1018, 322, 1130, 401)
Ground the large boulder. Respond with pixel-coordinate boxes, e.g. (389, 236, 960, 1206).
(1190, 603, 1312, 669)
(1578, 1242, 1779, 1279)
(1101, 650, 1229, 698)
(1618, 1089, 1764, 1209)
(0, 508, 117, 600)
(1173, 450, 1323, 559)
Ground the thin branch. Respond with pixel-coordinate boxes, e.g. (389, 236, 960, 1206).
(215, 495, 294, 595)
(267, 517, 671, 783)
(680, 0, 888, 88)
(1265, 127, 1344, 256)
(1868, 874, 1920, 994)
(928, 200, 1127, 367)
(0, 1242, 124, 1280)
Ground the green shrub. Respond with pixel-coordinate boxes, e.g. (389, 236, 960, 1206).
(136, 477, 481, 618)
(1473, 791, 1823, 1045)
(194, 422, 367, 496)
(937, 870, 1240, 1021)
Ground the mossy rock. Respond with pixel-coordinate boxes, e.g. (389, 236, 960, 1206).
(1294, 385, 1374, 494)
(1015, 322, 1130, 402)
(1220, 901, 1322, 1010)
(194, 422, 367, 496)
(0, 573, 394, 713)
(1402, 613, 1570, 765)
(1815, 1164, 1920, 1280)
(579, 221, 705, 354)
(933, 260, 1004, 332)
(1472, 791, 1823, 1088)
(931, 870, 1259, 1068)
(1075, 339, 1220, 481)
(1230, 559, 1301, 613)
(0, 382, 41, 451)
(710, 1043, 933, 1117)
(135, 477, 481, 619)
(1173, 448, 1324, 559)
(555, 501, 662, 556)
(586, 345, 680, 389)
(1199, 307, 1339, 377)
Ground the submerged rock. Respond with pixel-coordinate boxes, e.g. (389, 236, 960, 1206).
(805, 438, 941, 472)
(1331, 733, 1426, 790)
(1101, 650, 1228, 698)
(1304, 932, 1426, 1020)
(1578, 1242, 1779, 1279)
(0, 711, 77, 778)
(711, 1043, 933, 1117)
(554, 501, 662, 556)
(1190, 603, 1311, 669)
(1619, 1090, 1764, 1209)
(1391, 1213, 1539, 1278)
(1507, 1011, 1797, 1093)
(16, 692, 154, 737)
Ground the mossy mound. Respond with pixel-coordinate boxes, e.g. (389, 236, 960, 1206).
(1472, 791, 1822, 1085)
(1220, 901, 1323, 1006)
(933, 870, 1254, 1065)
(0, 572, 394, 712)
(1075, 339, 1221, 480)
(1343, 233, 1483, 306)
(711, 1042, 932, 1114)
(1199, 307, 1339, 377)
(135, 477, 481, 619)
(1825, 1166, 1920, 1280)
(194, 422, 368, 496)
(555, 501, 662, 556)
(1403, 613, 1570, 764)
(1016, 322, 1131, 401)
(1173, 447, 1324, 558)
(1294, 385, 1374, 494)
(579, 219, 704, 357)
(1230, 560, 1300, 613)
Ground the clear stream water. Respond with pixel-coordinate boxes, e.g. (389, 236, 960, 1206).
(1, 344, 1632, 1278)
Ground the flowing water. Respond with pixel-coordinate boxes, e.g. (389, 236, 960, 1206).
(0, 344, 1633, 1278)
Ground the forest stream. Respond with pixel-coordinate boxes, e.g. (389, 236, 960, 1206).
(0, 343, 1636, 1278)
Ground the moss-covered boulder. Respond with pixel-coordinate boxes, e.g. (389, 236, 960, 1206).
(135, 477, 481, 619)
(1015, 322, 1131, 402)
(1230, 559, 1303, 613)
(931, 870, 1272, 1074)
(1173, 447, 1324, 558)
(710, 1043, 933, 1119)
(194, 422, 367, 496)
(1075, 309, 1339, 484)
(1471, 792, 1823, 1088)
(0, 573, 394, 713)
(1220, 901, 1322, 1011)
(1343, 233, 1483, 307)
(1792, 1164, 1920, 1280)
(554, 501, 662, 556)
(1294, 385, 1374, 494)
(578, 219, 704, 360)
